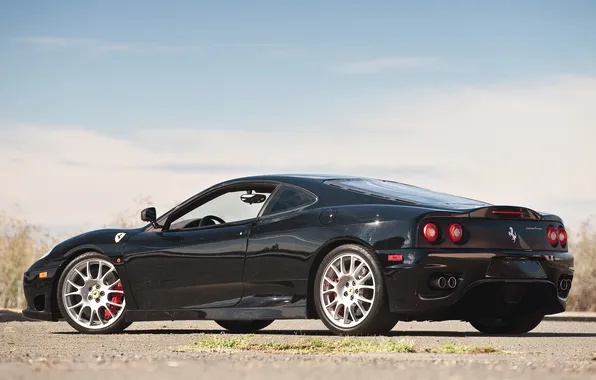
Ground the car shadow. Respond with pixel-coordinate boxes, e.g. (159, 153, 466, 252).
(0, 310, 35, 322)
(52, 329, 596, 338)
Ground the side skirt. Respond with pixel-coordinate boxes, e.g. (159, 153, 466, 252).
(125, 304, 307, 322)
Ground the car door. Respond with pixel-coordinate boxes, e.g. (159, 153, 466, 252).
(122, 222, 249, 310)
(121, 183, 276, 311)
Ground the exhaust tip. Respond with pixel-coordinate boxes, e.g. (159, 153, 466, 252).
(437, 276, 447, 289)
(447, 276, 457, 289)
(559, 279, 569, 291)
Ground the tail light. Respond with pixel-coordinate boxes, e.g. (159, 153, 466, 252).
(558, 227, 567, 246)
(448, 223, 463, 243)
(422, 223, 439, 243)
(547, 225, 559, 247)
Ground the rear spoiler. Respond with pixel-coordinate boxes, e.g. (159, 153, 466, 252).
(420, 205, 563, 223)
(469, 206, 543, 220)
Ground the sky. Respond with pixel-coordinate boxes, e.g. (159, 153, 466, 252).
(0, 0, 595, 238)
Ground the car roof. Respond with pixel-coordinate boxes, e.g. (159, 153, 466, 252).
(223, 173, 489, 210)
(228, 173, 360, 183)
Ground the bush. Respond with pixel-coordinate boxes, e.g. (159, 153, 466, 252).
(0, 212, 55, 309)
(567, 218, 596, 312)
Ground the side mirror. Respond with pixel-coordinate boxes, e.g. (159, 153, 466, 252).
(141, 207, 161, 228)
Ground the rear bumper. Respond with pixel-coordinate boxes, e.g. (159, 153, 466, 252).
(378, 249, 574, 320)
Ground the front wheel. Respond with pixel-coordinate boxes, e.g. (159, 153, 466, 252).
(56, 252, 132, 334)
(314, 244, 399, 336)
(215, 320, 274, 333)
(469, 313, 544, 335)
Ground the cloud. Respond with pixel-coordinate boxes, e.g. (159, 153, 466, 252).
(333, 56, 441, 74)
(1, 75, 595, 233)
(14, 36, 129, 53)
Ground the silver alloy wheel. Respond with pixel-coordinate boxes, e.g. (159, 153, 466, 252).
(319, 253, 376, 328)
(61, 257, 126, 330)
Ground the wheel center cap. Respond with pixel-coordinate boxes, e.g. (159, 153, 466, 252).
(348, 287, 354, 294)
(91, 290, 100, 299)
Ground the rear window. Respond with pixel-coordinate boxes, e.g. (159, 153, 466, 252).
(325, 178, 489, 209)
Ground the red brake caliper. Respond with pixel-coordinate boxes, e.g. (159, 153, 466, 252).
(330, 276, 339, 303)
(327, 273, 339, 316)
(104, 281, 123, 320)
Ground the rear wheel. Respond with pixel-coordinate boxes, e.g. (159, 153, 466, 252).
(314, 244, 398, 336)
(57, 252, 131, 334)
(215, 320, 274, 333)
(469, 313, 544, 335)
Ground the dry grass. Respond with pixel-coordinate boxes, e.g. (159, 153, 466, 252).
(178, 335, 498, 355)
(181, 335, 417, 354)
(0, 212, 56, 308)
(0, 206, 595, 311)
(566, 218, 596, 312)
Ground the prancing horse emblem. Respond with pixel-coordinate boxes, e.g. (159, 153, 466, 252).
(508, 227, 517, 243)
(115, 232, 126, 243)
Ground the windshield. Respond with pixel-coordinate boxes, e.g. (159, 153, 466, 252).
(325, 178, 490, 209)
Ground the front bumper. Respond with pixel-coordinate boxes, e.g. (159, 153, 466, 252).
(22, 263, 61, 322)
(22, 308, 54, 321)
(379, 249, 574, 320)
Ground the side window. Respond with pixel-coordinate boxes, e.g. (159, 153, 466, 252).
(262, 186, 316, 216)
(169, 190, 271, 230)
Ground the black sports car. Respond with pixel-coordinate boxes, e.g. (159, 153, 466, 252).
(22, 174, 573, 335)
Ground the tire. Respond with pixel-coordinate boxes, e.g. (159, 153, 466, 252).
(215, 320, 274, 333)
(469, 313, 544, 335)
(57, 252, 132, 334)
(314, 244, 399, 336)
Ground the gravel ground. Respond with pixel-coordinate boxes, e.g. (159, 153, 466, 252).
(1, 319, 595, 380)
